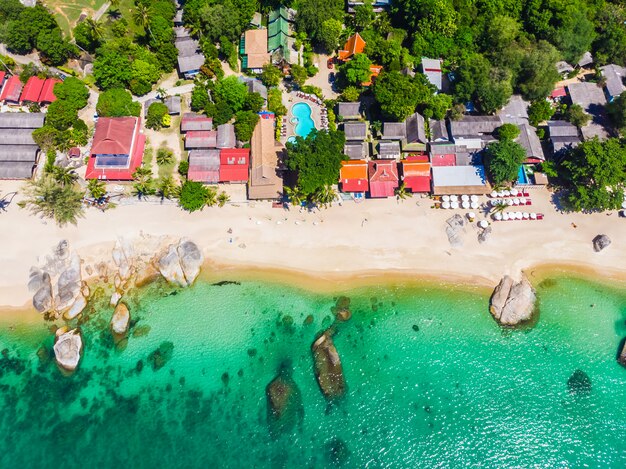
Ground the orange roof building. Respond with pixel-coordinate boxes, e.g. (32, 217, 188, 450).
(363, 64, 383, 86)
(339, 160, 369, 193)
(338, 33, 366, 61)
(401, 158, 431, 193)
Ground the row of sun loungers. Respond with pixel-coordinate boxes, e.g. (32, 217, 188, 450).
(493, 212, 544, 221)
(296, 92, 324, 105)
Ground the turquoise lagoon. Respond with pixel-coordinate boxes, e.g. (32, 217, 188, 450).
(0, 275, 626, 467)
(291, 102, 316, 138)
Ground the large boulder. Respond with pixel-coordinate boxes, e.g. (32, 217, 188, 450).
(32, 272, 53, 313)
(617, 339, 626, 367)
(489, 275, 537, 326)
(112, 238, 134, 280)
(111, 302, 130, 336)
(157, 239, 203, 287)
(65, 294, 87, 320)
(592, 235, 611, 252)
(266, 361, 304, 435)
(311, 330, 346, 399)
(55, 253, 82, 310)
(53, 329, 82, 372)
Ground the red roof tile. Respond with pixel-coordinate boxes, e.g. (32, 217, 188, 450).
(39, 78, 61, 104)
(219, 165, 248, 182)
(430, 153, 456, 166)
(85, 133, 145, 180)
(189, 169, 219, 183)
(220, 148, 249, 165)
(0, 76, 23, 102)
(340, 160, 369, 192)
(20, 76, 45, 103)
(551, 87, 566, 98)
(91, 117, 138, 156)
(0, 72, 6, 87)
(403, 176, 431, 193)
(368, 161, 399, 198)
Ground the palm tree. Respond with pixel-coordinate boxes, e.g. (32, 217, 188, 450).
(284, 185, 305, 207)
(157, 175, 176, 200)
(19, 175, 85, 226)
(156, 147, 174, 166)
(133, 4, 153, 39)
(156, 87, 168, 100)
(217, 191, 230, 207)
(205, 186, 218, 207)
(395, 182, 412, 201)
(87, 179, 107, 199)
(132, 166, 155, 199)
(84, 18, 104, 41)
(52, 166, 78, 187)
(313, 184, 337, 208)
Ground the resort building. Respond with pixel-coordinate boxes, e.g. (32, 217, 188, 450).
(577, 51, 593, 68)
(0, 75, 23, 104)
(39, 78, 61, 105)
(0, 112, 45, 179)
(178, 54, 205, 79)
(248, 116, 284, 200)
(498, 95, 531, 125)
(368, 160, 399, 197)
(429, 143, 457, 167)
(181, 113, 213, 132)
(243, 78, 268, 102)
(449, 115, 502, 149)
(0, 72, 5, 92)
(339, 160, 369, 195)
(336, 102, 362, 120)
(382, 112, 427, 152)
(343, 121, 369, 159)
(216, 124, 236, 149)
(431, 165, 489, 195)
(600, 64, 626, 102)
(268, 7, 299, 64)
(344, 141, 369, 159)
(516, 123, 544, 163)
(548, 120, 581, 154)
(429, 119, 449, 142)
(377, 141, 401, 160)
(566, 82, 608, 140)
(18, 76, 61, 105)
(188, 149, 221, 184)
(241, 29, 271, 72)
(85, 117, 146, 180)
(400, 157, 431, 193)
(556, 61, 575, 77)
(185, 130, 218, 149)
(343, 122, 367, 141)
(338, 33, 366, 61)
(219, 148, 250, 183)
(421, 57, 443, 91)
(144, 96, 182, 117)
(346, 0, 391, 13)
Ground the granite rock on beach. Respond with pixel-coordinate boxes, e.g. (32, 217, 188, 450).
(53, 328, 83, 372)
(111, 302, 131, 336)
(445, 214, 465, 247)
(489, 274, 537, 326)
(157, 239, 204, 287)
(592, 235, 611, 252)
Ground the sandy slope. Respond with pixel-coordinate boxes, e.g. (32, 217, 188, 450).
(1, 184, 624, 308)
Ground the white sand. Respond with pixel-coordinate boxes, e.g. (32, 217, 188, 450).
(1, 183, 625, 308)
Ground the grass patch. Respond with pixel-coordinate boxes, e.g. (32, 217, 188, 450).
(46, 0, 109, 36)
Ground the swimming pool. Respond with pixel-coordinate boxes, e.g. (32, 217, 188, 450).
(291, 102, 316, 137)
(517, 165, 529, 185)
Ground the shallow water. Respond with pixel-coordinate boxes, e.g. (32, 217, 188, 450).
(0, 275, 625, 468)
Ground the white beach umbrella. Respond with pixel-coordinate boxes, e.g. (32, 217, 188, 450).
(513, 198, 520, 205)
(490, 191, 498, 198)
(507, 199, 514, 206)
(510, 188, 519, 196)
(497, 191, 505, 197)
(470, 195, 479, 202)
(468, 212, 476, 219)
(515, 211, 523, 219)
(519, 197, 527, 205)
(461, 194, 470, 201)
(523, 212, 530, 219)
(502, 213, 509, 221)
(479, 220, 489, 228)
(470, 201, 479, 209)
(442, 195, 450, 202)
(442, 201, 451, 209)
(622, 201, 626, 209)
(450, 195, 459, 202)
(494, 212, 502, 221)
(462, 201, 470, 209)
(503, 190, 511, 197)
(530, 212, 537, 220)
(451, 201, 459, 209)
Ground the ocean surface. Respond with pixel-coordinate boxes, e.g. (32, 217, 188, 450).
(0, 274, 625, 468)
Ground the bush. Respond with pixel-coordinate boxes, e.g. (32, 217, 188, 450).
(485, 139, 527, 185)
(340, 86, 361, 102)
(178, 160, 189, 178)
(496, 123, 520, 141)
(146, 102, 169, 130)
(178, 181, 210, 212)
(96, 88, 141, 117)
(234, 111, 260, 141)
(46, 100, 78, 131)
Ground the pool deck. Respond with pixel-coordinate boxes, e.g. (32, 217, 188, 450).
(280, 94, 325, 144)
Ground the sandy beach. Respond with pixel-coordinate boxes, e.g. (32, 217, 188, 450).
(1, 182, 625, 309)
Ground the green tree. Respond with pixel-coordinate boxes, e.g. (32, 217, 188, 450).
(234, 111, 260, 142)
(214, 76, 248, 112)
(157, 175, 176, 200)
(607, 92, 626, 131)
(484, 139, 527, 184)
(156, 147, 174, 166)
(46, 100, 78, 131)
(354, 2, 375, 30)
(96, 88, 141, 117)
(51, 166, 78, 187)
(341, 86, 361, 102)
(178, 180, 210, 211)
(496, 123, 521, 141)
(560, 138, 626, 211)
(285, 129, 346, 197)
(290, 64, 308, 88)
(132, 166, 155, 198)
(19, 174, 84, 226)
(268, 88, 287, 117)
(516, 41, 561, 101)
(53, 77, 89, 110)
(244, 92, 264, 113)
(340, 53, 372, 87)
(528, 99, 554, 126)
(424, 93, 452, 120)
(565, 104, 590, 128)
(295, 0, 344, 47)
(87, 179, 106, 199)
(320, 19, 343, 53)
(146, 102, 169, 130)
(190, 84, 210, 112)
(73, 21, 100, 53)
(217, 191, 230, 207)
(260, 63, 282, 87)
(373, 71, 429, 121)
(178, 160, 189, 178)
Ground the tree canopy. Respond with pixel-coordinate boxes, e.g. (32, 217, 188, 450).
(484, 139, 527, 185)
(96, 88, 141, 117)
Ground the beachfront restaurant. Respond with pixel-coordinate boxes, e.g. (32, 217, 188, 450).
(431, 164, 490, 195)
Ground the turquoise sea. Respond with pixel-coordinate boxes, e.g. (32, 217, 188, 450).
(0, 274, 625, 468)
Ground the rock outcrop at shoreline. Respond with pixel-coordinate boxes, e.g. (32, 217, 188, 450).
(311, 329, 346, 399)
(111, 302, 130, 337)
(266, 361, 304, 435)
(592, 235, 611, 252)
(617, 339, 626, 367)
(53, 328, 82, 372)
(157, 239, 203, 287)
(489, 275, 537, 326)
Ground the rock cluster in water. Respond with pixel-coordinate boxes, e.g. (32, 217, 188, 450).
(266, 361, 304, 435)
(489, 275, 537, 326)
(567, 369, 592, 394)
(157, 239, 204, 287)
(617, 340, 626, 367)
(53, 328, 82, 372)
(311, 329, 346, 399)
(111, 302, 130, 337)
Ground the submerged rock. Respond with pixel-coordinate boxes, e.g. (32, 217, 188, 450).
(266, 361, 304, 435)
(592, 234, 611, 252)
(335, 296, 352, 322)
(489, 275, 536, 326)
(53, 329, 82, 372)
(148, 341, 174, 371)
(312, 329, 346, 399)
(111, 302, 131, 336)
(64, 294, 87, 320)
(110, 291, 122, 307)
(617, 339, 626, 367)
(325, 438, 350, 466)
(157, 239, 203, 287)
(567, 369, 592, 394)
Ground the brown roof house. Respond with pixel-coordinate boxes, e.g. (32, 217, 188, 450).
(242, 29, 271, 72)
(382, 112, 427, 152)
(248, 116, 284, 199)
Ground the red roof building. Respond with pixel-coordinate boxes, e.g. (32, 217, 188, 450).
(188, 149, 220, 183)
(0, 76, 24, 103)
(401, 158, 431, 193)
(85, 117, 145, 180)
(219, 148, 249, 183)
(368, 160, 399, 198)
(39, 78, 62, 104)
(185, 130, 217, 149)
(20, 76, 45, 104)
(339, 160, 369, 193)
(180, 113, 213, 132)
(0, 72, 6, 90)
(551, 87, 567, 99)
